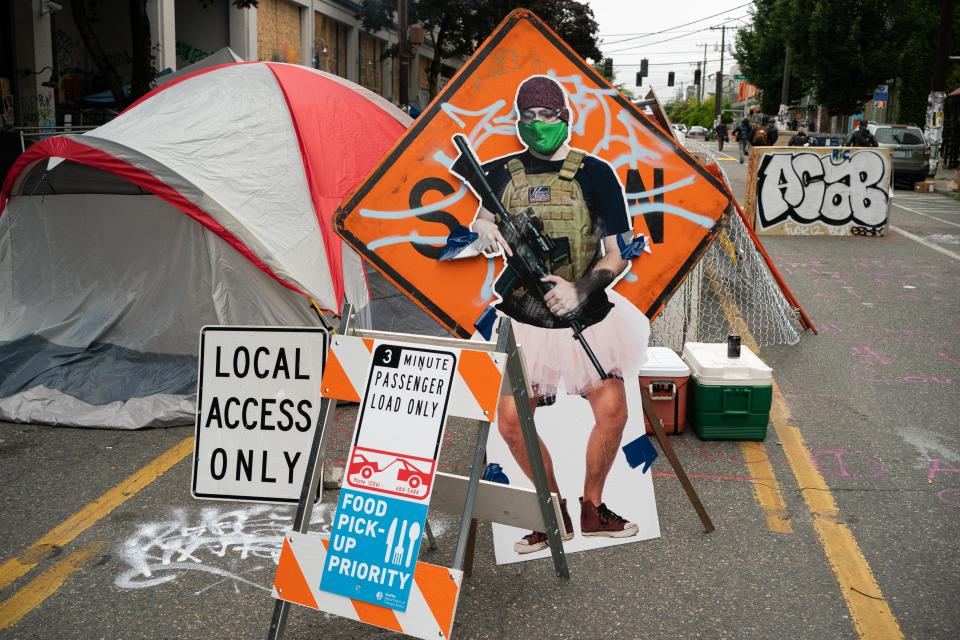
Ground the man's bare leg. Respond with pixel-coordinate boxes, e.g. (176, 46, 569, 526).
(582, 378, 628, 505)
(498, 392, 574, 550)
(497, 393, 560, 493)
(579, 378, 638, 537)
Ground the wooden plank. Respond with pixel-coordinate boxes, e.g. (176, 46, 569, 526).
(431, 471, 563, 533)
(744, 146, 759, 227)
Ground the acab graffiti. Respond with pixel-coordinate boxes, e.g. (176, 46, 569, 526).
(757, 151, 890, 231)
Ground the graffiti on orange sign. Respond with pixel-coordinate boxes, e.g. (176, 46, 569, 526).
(336, 9, 730, 337)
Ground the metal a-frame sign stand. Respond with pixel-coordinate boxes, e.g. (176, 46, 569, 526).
(267, 303, 713, 640)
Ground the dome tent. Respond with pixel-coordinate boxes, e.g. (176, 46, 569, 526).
(0, 62, 411, 428)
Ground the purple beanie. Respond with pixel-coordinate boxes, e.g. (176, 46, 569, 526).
(517, 76, 569, 123)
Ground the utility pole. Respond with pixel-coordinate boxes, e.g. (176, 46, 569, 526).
(926, 0, 955, 172)
(779, 47, 791, 126)
(698, 43, 708, 101)
(710, 25, 726, 121)
(398, 0, 409, 107)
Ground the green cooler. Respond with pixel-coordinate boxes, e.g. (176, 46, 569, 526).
(682, 342, 773, 441)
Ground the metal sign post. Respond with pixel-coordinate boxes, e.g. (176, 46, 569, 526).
(267, 313, 567, 640)
(266, 303, 356, 639)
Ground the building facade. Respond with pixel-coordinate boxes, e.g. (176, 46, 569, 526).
(3, 0, 458, 130)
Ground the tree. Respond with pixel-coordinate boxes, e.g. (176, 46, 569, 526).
(736, 0, 908, 118)
(733, 0, 807, 114)
(804, 0, 902, 114)
(667, 97, 723, 128)
(71, 0, 257, 109)
(893, 0, 960, 126)
(359, 0, 602, 101)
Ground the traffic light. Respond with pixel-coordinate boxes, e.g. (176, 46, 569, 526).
(640, 58, 648, 77)
(694, 68, 701, 85)
(668, 71, 675, 87)
(636, 72, 642, 86)
(604, 58, 613, 78)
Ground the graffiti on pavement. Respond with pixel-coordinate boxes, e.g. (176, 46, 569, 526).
(114, 505, 330, 594)
(811, 448, 887, 480)
(115, 503, 452, 594)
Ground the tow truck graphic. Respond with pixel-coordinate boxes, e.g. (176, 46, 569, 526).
(346, 447, 434, 499)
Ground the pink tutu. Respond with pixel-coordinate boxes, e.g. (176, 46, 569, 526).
(508, 297, 649, 398)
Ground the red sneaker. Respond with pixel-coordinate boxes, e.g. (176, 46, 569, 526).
(579, 497, 638, 538)
(513, 498, 574, 554)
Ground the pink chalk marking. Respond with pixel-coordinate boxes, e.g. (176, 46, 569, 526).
(927, 459, 960, 482)
(936, 488, 960, 508)
(653, 472, 773, 482)
(811, 448, 886, 480)
(850, 346, 894, 367)
(936, 352, 960, 366)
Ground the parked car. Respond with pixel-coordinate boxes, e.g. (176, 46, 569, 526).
(688, 125, 708, 138)
(867, 124, 930, 187)
(670, 124, 686, 145)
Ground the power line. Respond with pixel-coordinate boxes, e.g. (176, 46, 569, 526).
(615, 58, 725, 67)
(599, 3, 751, 47)
(603, 17, 747, 53)
(599, 29, 707, 38)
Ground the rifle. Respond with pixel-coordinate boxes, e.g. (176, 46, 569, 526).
(450, 134, 608, 380)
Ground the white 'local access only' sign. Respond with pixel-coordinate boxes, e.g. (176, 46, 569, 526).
(192, 326, 329, 503)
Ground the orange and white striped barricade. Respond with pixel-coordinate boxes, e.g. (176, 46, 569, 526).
(274, 534, 462, 640)
(267, 310, 570, 640)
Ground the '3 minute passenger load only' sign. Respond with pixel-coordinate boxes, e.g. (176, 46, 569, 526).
(320, 342, 456, 611)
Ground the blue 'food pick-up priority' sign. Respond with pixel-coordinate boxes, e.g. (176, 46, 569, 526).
(322, 489, 428, 609)
(319, 342, 456, 611)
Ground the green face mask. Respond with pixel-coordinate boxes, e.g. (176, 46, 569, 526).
(518, 120, 568, 155)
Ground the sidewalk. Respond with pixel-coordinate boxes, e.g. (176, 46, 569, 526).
(930, 164, 960, 198)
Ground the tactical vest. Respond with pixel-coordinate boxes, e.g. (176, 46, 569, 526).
(499, 151, 598, 283)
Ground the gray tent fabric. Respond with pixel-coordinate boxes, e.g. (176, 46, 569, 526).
(0, 192, 318, 428)
(0, 336, 197, 405)
(0, 62, 409, 429)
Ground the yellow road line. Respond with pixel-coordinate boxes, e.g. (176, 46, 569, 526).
(0, 541, 107, 630)
(0, 436, 193, 592)
(773, 385, 904, 639)
(740, 441, 793, 533)
(705, 187, 900, 637)
(705, 263, 792, 533)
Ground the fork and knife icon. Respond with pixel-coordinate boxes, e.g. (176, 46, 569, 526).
(384, 518, 420, 567)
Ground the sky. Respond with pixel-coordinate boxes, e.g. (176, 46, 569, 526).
(588, 0, 755, 102)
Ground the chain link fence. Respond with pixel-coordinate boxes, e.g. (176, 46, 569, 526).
(649, 203, 804, 352)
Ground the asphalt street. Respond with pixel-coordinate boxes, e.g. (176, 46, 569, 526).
(1, 137, 958, 640)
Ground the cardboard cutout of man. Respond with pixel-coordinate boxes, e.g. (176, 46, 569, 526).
(464, 76, 648, 554)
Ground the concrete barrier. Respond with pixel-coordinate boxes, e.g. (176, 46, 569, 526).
(744, 146, 893, 236)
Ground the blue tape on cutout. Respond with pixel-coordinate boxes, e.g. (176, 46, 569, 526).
(622, 435, 658, 473)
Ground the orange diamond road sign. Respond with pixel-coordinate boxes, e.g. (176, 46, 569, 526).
(336, 9, 731, 338)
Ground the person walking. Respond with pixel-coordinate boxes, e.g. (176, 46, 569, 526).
(763, 116, 779, 146)
(735, 117, 752, 163)
(714, 119, 729, 152)
(790, 128, 810, 146)
(752, 122, 768, 147)
(847, 121, 878, 147)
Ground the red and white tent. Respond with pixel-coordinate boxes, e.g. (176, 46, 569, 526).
(0, 63, 411, 428)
